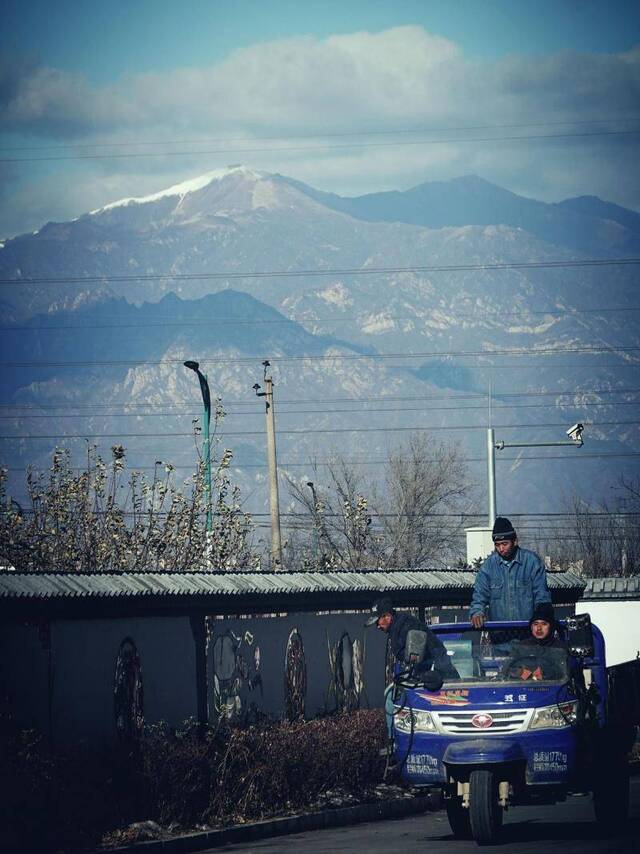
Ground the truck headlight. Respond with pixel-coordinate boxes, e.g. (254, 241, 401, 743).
(529, 701, 577, 730)
(394, 708, 436, 733)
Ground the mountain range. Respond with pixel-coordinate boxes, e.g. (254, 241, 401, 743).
(1, 166, 638, 549)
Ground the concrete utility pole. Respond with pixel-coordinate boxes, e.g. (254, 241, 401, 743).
(254, 361, 283, 570)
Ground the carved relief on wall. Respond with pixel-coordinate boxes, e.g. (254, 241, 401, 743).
(211, 629, 262, 722)
(114, 638, 144, 740)
(284, 628, 307, 721)
(328, 631, 366, 712)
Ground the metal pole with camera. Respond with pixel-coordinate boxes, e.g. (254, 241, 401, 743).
(488, 423, 584, 519)
(254, 361, 283, 570)
(487, 428, 497, 526)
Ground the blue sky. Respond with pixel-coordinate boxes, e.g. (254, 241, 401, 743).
(4, 1, 639, 76)
(1, 0, 640, 237)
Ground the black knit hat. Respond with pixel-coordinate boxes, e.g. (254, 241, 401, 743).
(364, 597, 394, 627)
(529, 601, 555, 628)
(492, 516, 517, 542)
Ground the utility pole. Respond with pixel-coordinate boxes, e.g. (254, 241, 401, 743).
(254, 361, 283, 570)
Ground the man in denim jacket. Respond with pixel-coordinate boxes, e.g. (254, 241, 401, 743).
(470, 516, 551, 628)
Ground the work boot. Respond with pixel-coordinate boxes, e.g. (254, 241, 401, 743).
(378, 738, 395, 759)
(383, 755, 400, 782)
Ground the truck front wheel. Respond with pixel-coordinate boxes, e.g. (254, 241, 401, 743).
(445, 792, 471, 839)
(469, 768, 503, 843)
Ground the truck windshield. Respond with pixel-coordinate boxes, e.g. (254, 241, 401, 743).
(436, 627, 569, 684)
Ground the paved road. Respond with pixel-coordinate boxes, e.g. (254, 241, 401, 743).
(213, 776, 640, 853)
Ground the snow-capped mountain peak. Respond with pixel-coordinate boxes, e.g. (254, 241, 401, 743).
(89, 165, 267, 215)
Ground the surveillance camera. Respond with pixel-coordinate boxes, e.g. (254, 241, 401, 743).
(253, 383, 261, 391)
(566, 423, 584, 442)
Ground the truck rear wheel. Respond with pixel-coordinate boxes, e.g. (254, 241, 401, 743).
(445, 793, 471, 839)
(469, 768, 503, 843)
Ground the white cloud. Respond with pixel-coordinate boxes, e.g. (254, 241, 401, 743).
(1, 26, 639, 235)
(7, 27, 638, 137)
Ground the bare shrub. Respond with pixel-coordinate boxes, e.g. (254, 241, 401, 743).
(1, 712, 386, 851)
(0, 420, 254, 572)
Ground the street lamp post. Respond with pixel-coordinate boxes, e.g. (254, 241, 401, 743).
(307, 481, 320, 562)
(184, 360, 213, 533)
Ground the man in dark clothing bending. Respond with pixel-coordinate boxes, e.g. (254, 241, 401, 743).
(365, 597, 458, 680)
(366, 597, 458, 747)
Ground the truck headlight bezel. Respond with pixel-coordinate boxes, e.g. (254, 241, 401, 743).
(394, 708, 437, 733)
(528, 700, 577, 730)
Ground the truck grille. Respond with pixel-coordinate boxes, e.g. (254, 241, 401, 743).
(433, 708, 532, 734)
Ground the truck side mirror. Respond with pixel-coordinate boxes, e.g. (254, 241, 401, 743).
(566, 613, 594, 658)
(404, 629, 428, 666)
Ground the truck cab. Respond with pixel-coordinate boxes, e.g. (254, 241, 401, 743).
(390, 618, 636, 843)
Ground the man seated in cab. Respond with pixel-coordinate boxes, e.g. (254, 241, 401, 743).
(470, 516, 552, 628)
(504, 602, 568, 681)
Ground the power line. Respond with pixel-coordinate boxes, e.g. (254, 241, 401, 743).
(1, 257, 638, 287)
(4, 451, 640, 472)
(2, 387, 638, 411)
(4, 116, 638, 153)
(277, 511, 640, 519)
(2, 344, 639, 369)
(0, 419, 637, 440)
(7, 509, 639, 520)
(2, 399, 639, 421)
(4, 305, 639, 333)
(2, 127, 639, 164)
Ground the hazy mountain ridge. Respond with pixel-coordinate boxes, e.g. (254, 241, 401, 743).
(278, 173, 640, 256)
(556, 195, 640, 235)
(0, 289, 364, 397)
(0, 167, 638, 519)
(2, 168, 639, 320)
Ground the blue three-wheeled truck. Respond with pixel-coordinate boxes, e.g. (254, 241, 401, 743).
(390, 615, 639, 844)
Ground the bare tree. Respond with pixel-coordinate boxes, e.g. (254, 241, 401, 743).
(286, 434, 470, 570)
(545, 477, 640, 577)
(373, 434, 469, 569)
(286, 456, 375, 570)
